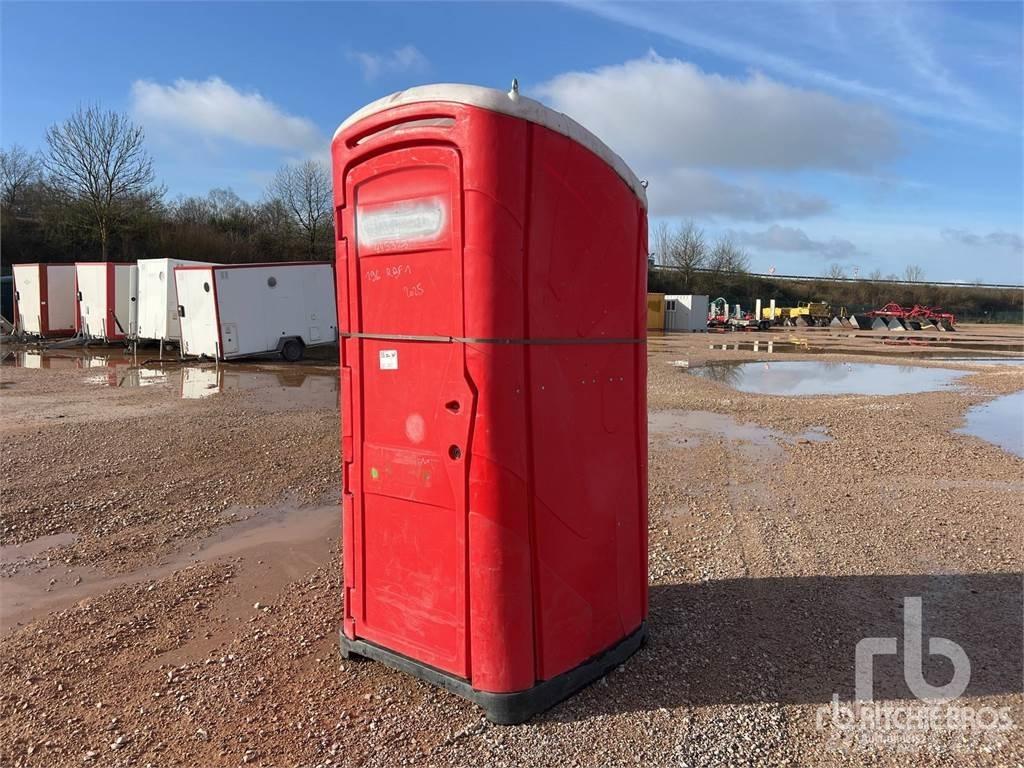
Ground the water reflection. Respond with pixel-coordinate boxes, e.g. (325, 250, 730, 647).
(179, 367, 338, 408)
(688, 361, 969, 396)
(707, 340, 803, 354)
(957, 391, 1024, 458)
(691, 362, 746, 389)
(2, 350, 338, 408)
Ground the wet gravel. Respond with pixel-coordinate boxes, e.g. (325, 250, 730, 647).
(1, 327, 1022, 767)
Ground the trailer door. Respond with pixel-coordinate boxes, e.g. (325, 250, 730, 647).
(77, 266, 108, 338)
(14, 266, 42, 334)
(137, 262, 164, 340)
(113, 265, 138, 338)
(176, 269, 219, 357)
(45, 266, 77, 333)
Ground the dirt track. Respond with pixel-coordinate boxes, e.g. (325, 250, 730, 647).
(1, 325, 1022, 767)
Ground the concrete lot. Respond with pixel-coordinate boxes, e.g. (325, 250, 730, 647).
(1, 325, 1022, 767)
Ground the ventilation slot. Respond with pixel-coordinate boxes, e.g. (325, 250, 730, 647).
(352, 117, 455, 147)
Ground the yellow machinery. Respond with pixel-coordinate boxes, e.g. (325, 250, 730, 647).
(762, 301, 832, 326)
(763, 306, 792, 321)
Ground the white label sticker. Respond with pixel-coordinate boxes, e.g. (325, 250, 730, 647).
(379, 349, 398, 370)
(357, 197, 446, 248)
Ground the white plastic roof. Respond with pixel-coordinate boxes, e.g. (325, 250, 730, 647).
(334, 83, 647, 208)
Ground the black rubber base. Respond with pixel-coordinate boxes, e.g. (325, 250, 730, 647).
(339, 622, 646, 724)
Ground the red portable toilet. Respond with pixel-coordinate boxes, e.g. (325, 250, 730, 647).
(331, 83, 649, 723)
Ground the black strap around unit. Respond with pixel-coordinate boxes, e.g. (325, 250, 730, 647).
(338, 331, 645, 345)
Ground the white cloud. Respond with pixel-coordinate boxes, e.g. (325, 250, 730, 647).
(131, 77, 324, 153)
(729, 225, 861, 260)
(538, 52, 899, 172)
(941, 228, 1024, 254)
(647, 170, 830, 220)
(347, 45, 429, 82)
(537, 52, 897, 220)
(568, 2, 1011, 131)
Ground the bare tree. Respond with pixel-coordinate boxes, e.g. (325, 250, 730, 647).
(44, 105, 156, 259)
(707, 235, 749, 273)
(903, 264, 926, 283)
(172, 194, 214, 227)
(651, 221, 671, 266)
(267, 160, 333, 258)
(825, 263, 846, 280)
(257, 197, 295, 237)
(868, 268, 883, 282)
(0, 144, 43, 213)
(668, 220, 708, 276)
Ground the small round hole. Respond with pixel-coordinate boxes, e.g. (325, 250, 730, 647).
(267, 276, 277, 287)
(448, 445, 462, 460)
(203, 282, 210, 293)
(445, 400, 460, 413)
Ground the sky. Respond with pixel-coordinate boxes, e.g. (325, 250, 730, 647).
(2, 1, 1022, 283)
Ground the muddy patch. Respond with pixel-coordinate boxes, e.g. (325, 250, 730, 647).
(649, 409, 829, 461)
(0, 532, 79, 570)
(0, 495, 339, 634)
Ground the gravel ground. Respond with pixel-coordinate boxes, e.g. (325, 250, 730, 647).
(1, 325, 1021, 767)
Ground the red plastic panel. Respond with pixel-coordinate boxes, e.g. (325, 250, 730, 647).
(523, 127, 648, 678)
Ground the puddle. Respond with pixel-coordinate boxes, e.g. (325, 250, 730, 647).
(2, 349, 338, 408)
(649, 410, 830, 460)
(687, 361, 969, 396)
(0, 497, 339, 633)
(957, 391, 1024, 458)
(0, 533, 79, 566)
(179, 367, 339, 409)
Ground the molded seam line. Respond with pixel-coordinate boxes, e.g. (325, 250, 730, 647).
(521, 123, 543, 683)
(338, 332, 645, 345)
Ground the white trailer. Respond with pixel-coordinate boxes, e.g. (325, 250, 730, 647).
(136, 258, 215, 342)
(75, 262, 138, 341)
(664, 294, 710, 332)
(12, 263, 77, 336)
(174, 262, 337, 361)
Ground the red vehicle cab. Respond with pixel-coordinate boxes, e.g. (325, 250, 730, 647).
(331, 83, 649, 723)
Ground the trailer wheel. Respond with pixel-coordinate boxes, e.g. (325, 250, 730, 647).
(280, 339, 305, 362)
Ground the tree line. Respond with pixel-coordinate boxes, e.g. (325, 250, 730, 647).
(650, 220, 1022, 323)
(1, 105, 334, 268)
(4, 111, 1020, 323)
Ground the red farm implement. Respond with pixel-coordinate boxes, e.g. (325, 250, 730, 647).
(864, 303, 957, 331)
